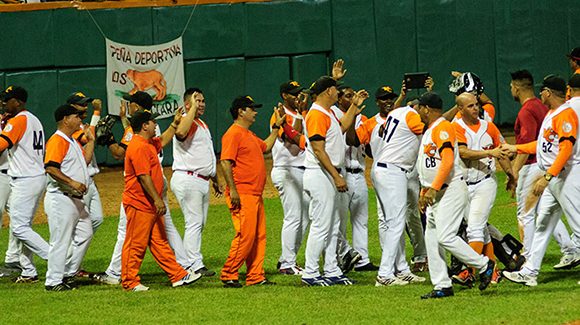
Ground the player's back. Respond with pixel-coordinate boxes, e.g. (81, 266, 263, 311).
(6, 111, 45, 178)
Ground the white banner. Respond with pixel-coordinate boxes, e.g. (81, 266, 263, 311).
(106, 37, 185, 119)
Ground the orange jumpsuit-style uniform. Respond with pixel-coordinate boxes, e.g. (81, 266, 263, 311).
(121, 134, 187, 290)
(220, 123, 268, 285)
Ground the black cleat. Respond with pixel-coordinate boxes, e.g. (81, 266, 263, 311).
(479, 260, 495, 291)
(222, 280, 243, 288)
(421, 287, 454, 299)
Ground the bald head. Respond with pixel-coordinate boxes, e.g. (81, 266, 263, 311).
(456, 92, 477, 107)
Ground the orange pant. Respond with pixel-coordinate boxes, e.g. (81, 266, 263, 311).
(121, 205, 187, 290)
(220, 193, 266, 285)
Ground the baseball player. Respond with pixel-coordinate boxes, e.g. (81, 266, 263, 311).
(415, 92, 494, 299)
(97, 91, 188, 285)
(347, 85, 425, 286)
(451, 92, 514, 285)
(270, 81, 310, 276)
(509, 70, 576, 269)
(220, 96, 283, 288)
(44, 104, 94, 291)
(171, 88, 222, 277)
(0, 86, 49, 283)
(121, 110, 201, 291)
(301, 76, 368, 286)
(503, 75, 580, 286)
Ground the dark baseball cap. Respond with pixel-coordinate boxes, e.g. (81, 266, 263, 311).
(569, 74, 580, 88)
(0, 86, 27, 103)
(540, 75, 567, 93)
(123, 91, 153, 111)
(280, 80, 304, 96)
(54, 104, 82, 122)
(66, 92, 93, 106)
(230, 95, 263, 112)
(418, 92, 443, 109)
(567, 47, 580, 61)
(130, 110, 159, 131)
(375, 85, 398, 100)
(308, 76, 338, 96)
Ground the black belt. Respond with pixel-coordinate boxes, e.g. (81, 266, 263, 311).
(377, 162, 407, 173)
(295, 166, 306, 170)
(63, 192, 83, 200)
(185, 171, 210, 181)
(0, 169, 7, 175)
(346, 168, 363, 174)
(466, 174, 491, 186)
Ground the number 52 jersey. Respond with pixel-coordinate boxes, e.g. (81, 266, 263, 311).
(0, 110, 45, 177)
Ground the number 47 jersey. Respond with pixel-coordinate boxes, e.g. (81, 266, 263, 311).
(0, 110, 46, 177)
(356, 106, 424, 171)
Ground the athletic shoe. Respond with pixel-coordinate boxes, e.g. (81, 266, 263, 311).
(131, 284, 150, 292)
(396, 272, 426, 283)
(502, 271, 537, 287)
(63, 275, 77, 287)
(375, 275, 408, 287)
(0, 267, 20, 278)
(451, 269, 474, 288)
(45, 283, 74, 292)
(339, 249, 362, 274)
(411, 260, 428, 273)
(420, 287, 454, 299)
(76, 270, 96, 279)
(4, 262, 22, 270)
(324, 275, 355, 286)
(222, 280, 243, 288)
(95, 273, 121, 285)
(14, 275, 39, 283)
(354, 263, 379, 272)
(250, 279, 276, 286)
(553, 253, 580, 270)
(279, 265, 303, 276)
(491, 268, 502, 284)
(172, 271, 202, 287)
(479, 260, 495, 291)
(302, 276, 330, 287)
(194, 267, 216, 277)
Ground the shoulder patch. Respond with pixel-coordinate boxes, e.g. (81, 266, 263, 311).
(563, 122, 572, 133)
(4, 124, 12, 132)
(439, 130, 449, 141)
(124, 132, 133, 142)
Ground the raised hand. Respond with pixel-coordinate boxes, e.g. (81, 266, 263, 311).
(332, 59, 347, 81)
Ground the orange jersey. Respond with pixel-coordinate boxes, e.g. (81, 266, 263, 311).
(122, 135, 164, 214)
(455, 103, 495, 122)
(121, 124, 163, 163)
(44, 130, 90, 194)
(221, 123, 267, 195)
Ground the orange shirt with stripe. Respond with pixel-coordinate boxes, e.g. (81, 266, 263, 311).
(306, 109, 331, 139)
(431, 120, 456, 191)
(0, 114, 27, 151)
(221, 124, 267, 195)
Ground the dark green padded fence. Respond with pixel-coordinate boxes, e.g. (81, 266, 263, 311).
(1, 0, 577, 165)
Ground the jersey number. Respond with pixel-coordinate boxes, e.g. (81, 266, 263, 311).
(33, 130, 44, 152)
(379, 116, 399, 143)
(541, 142, 553, 153)
(425, 157, 436, 168)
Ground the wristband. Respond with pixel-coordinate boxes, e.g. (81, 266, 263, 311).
(282, 123, 300, 139)
(272, 124, 280, 130)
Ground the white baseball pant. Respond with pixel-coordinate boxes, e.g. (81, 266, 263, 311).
(337, 172, 369, 267)
(303, 168, 342, 279)
(517, 163, 575, 259)
(424, 179, 489, 290)
(170, 171, 211, 272)
(271, 166, 309, 269)
(466, 176, 497, 244)
(45, 193, 93, 286)
(9, 175, 49, 277)
(0, 172, 19, 265)
(405, 171, 427, 263)
(520, 165, 580, 277)
(84, 177, 104, 232)
(376, 196, 411, 274)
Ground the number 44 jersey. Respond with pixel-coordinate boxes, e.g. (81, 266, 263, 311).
(0, 110, 45, 177)
(356, 105, 424, 171)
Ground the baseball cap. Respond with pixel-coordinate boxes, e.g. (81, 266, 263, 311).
(308, 76, 338, 96)
(66, 92, 93, 106)
(130, 110, 159, 131)
(280, 81, 304, 96)
(566, 47, 580, 61)
(54, 104, 82, 122)
(569, 74, 580, 88)
(0, 86, 28, 103)
(540, 75, 567, 93)
(418, 92, 443, 109)
(375, 85, 398, 100)
(123, 91, 153, 111)
(230, 95, 263, 111)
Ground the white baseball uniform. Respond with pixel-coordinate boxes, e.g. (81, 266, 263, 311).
(0, 120, 19, 267)
(270, 106, 310, 270)
(0, 110, 49, 278)
(517, 100, 580, 277)
(418, 117, 489, 290)
(44, 130, 93, 286)
(302, 103, 345, 279)
(405, 166, 427, 264)
(171, 117, 216, 272)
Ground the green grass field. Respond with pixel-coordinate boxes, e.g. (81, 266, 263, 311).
(0, 174, 578, 324)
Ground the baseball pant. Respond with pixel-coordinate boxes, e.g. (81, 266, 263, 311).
(121, 205, 188, 290)
(373, 165, 410, 278)
(406, 171, 427, 263)
(336, 171, 370, 267)
(517, 163, 574, 259)
(302, 168, 342, 279)
(376, 196, 411, 274)
(171, 171, 210, 272)
(45, 193, 93, 286)
(84, 177, 104, 232)
(220, 193, 266, 285)
(520, 165, 580, 277)
(9, 175, 49, 277)
(271, 166, 310, 269)
(466, 177, 497, 244)
(424, 179, 489, 290)
(0, 172, 20, 265)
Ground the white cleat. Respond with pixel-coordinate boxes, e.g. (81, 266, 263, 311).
(95, 273, 121, 285)
(553, 253, 580, 270)
(131, 284, 150, 292)
(375, 276, 408, 287)
(396, 272, 426, 283)
(172, 270, 202, 287)
(502, 271, 537, 287)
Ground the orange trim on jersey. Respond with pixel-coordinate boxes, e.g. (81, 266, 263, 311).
(547, 108, 578, 176)
(432, 148, 454, 191)
(305, 109, 331, 139)
(482, 103, 495, 121)
(356, 117, 380, 145)
(487, 122, 504, 146)
(406, 111, 424, 135)
(516, 141, 537, 154)
(453, 122, 467, 144)
(431, 120, 456, 191)
(121, 126, 134, 147)
(44, 134, 71, 166)
(0, 114, 27, 149)
(298, 135, 306, 149)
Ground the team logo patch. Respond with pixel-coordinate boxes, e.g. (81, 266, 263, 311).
(543, 127, 558, 143)
(563, 122, 572, 133)
(124, 132, 133, 142)
(423, 143, 437, 157)
(439, 131, 449, 141)
(4, 124, 13, 132)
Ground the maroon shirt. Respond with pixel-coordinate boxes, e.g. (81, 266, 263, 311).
(514, 97, 548, 165)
